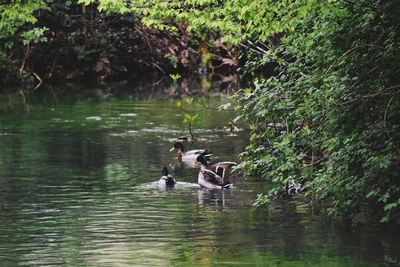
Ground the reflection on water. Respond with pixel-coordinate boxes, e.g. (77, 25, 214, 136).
(0, 86, 399, 266)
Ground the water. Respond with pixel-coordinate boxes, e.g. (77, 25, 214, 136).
(0, 85, 399, 266)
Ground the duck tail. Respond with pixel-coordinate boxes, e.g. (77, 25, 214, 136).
(202, 149, 213, 157)
(222, 182, 233, 189)
(165, 178, 176, 187)
(203, 154, 213, 163)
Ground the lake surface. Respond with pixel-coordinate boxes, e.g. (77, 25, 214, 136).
(0, 84, 399, 266)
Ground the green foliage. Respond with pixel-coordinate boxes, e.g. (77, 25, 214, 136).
(81, 0, 307, 44)
(21, 27, 49, 45)
(77, 0, 129, 14)
(0, 0, 49, 41)
(170, 73, 182, 81)
(165, 53, 178, 69)
(183, 113, 198, 124)
(234, 0, 400, 223)
(0, 0, 49, 82)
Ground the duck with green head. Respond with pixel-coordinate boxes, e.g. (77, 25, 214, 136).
(196, 154, 236, 189)
(158, 167, 176, 187)
(169, 142, 212, 162)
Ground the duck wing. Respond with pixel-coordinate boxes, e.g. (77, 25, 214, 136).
(185, 149, 204, 154)
(202, 169, 224, 186)
(209, 162, 236, 178)
(211, 162, 237, 169)
(165, 175, 176, 186)
(186, 149, 212, 156)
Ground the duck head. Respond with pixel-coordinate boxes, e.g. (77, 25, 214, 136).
(161, 166, 169, 176)
(170, 142, 185, 160)
(160, 167, 176, 187)
(196, 154, 209, 166)
(169, 142, 184, 152)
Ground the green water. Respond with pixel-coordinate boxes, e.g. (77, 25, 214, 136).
(0, 86, 399, 266)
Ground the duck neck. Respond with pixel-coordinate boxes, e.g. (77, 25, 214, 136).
(199, 164, 207, 171)
(177, 151, 183, 160)
(176, 143, 185, 153)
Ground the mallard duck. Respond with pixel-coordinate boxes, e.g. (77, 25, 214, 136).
(286, 181, 303, 195)
(225, 122, 239, 135)
(196, 154, 236, 189)
(158, 167, 176, 187)
(169, 142, 212, 161)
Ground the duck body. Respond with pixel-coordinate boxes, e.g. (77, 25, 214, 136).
(286, 181, 303, 195)
(170, 142, 212, 162)
(198, 166, 232, 189)
(158, 167, 176, 187)
(196, 155, 236, 189)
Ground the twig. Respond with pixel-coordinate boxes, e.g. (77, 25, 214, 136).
(32, 72, 43, 90)
(152, 76, 165, 86)
(48, 53, 58, 79)
(18, 89, 26, 104)
(178, 86, 235, 111)
(238, 42, 264, 55)
(285, 118, 289, 133)
(188, 121, 195, 139)
(152, 63, 166, 74)
(19, 44, 30, 74)
(134, 25, 153, 54)
(323, 46, 358, 77)
(383, 95, 400, 155)
(302, 158, 323, 168)
(348, 66, 379, 91)
(362, 85, 400, 98)
(247, 40, 268, 54)
(342, 84, 400, 106)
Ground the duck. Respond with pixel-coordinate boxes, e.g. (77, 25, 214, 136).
(158, 167, 176, 187)
(196, 154, 237, 189)
(286, 181, 303, 195)
(225, 122, 239, 135)
(169, 142, 212, 161)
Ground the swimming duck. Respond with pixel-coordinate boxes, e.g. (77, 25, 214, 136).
(196, 154, 236, 189)
(169, 142, 212, 161)
(286, 181, 303, 195)
(158, 167, 176, 187)
(225, 122, 239, 135)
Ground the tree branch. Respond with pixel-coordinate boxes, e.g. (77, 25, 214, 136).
(19, 44, 30, 74)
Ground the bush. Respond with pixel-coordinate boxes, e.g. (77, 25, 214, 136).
(234, 0, 400, 223)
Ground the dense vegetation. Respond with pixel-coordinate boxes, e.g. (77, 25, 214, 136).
(234, 0, 400, 224)
(1, 0, 399, 223)
(0, 0, 235, 86)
